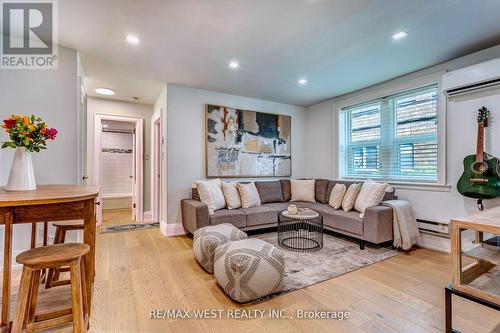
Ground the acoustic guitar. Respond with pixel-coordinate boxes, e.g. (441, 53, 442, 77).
(457, 107, 500, 199)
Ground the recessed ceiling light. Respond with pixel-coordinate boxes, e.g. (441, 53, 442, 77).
(298, 78, 308, 85)
(229, 61, 239, 69)
(126, 35, 139, 44)
(95, 88, 116, 96)
(392, 31, 408, 40)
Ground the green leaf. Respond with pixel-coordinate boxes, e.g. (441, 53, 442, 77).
(31, 115, 35, 123)
(1, 142, 17, 149)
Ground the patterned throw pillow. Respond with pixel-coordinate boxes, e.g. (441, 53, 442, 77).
(354, 180, 388, 218)
(237, 182, 261, 208)
(328, 183, 347, 209)
(221, 182, 241, 209)
(195, 179, 226, 214)
(341, 183, 361, 212)
(290, 179, 316, 202)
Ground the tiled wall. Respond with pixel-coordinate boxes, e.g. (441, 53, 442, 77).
(102, 132, 133, 196)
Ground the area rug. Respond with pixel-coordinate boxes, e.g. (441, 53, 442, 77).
(250, 232, 399, 302)
(100, 222, 159, 233)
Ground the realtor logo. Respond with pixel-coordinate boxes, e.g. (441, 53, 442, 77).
(1, 0, 58, 69)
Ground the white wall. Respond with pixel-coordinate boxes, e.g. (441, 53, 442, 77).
(0, 46, 80, 266)
(86, 97, 154, 212)
(166, 84, 306, 226)
(305, 45, 500, 227)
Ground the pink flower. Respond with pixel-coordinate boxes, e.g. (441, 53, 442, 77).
(45, 128, 58, 140)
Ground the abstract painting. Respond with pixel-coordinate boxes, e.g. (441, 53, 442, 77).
(205, 104, 291, 177)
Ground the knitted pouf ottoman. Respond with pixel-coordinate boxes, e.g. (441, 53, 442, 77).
(213, 238, 285, 303)
(193, 223, 247, 273)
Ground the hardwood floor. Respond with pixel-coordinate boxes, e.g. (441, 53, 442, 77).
(4, 210, 500, 332)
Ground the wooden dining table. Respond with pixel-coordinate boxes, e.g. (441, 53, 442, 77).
(0, 185, 100, 331)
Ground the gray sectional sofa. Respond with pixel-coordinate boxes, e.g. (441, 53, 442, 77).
(181, 179, 394, 249)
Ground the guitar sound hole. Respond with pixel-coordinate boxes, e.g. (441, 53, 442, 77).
(471, 161, 488, 173)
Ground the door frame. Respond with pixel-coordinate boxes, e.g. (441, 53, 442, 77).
(93, 114, 144, 222)
(151, 111, 162, 222)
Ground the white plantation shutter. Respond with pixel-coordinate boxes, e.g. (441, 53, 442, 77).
(339, 85, 438, 182)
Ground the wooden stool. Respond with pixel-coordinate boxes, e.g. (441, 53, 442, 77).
(11, 243, 90, 333)
(45, 221, 84, 289)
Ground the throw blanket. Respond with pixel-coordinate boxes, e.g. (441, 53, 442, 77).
(381, 200, 419, 250)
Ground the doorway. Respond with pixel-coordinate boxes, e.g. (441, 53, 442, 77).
(93, 114, 144, 223)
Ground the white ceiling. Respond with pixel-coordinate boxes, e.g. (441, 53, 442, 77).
(60, 0, 500, 107)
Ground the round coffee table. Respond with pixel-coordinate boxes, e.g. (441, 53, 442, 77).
(278, 209, 323, 252)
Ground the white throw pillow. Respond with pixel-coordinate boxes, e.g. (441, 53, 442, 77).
(354, 180, 388, 218)
(195, 179, 226, 215)
(237, 182, 261, 208)
(290, 179, 316, 202)
(341, 183, 361, 212)
(328, 183, 347, 209)
(221, 182, 241, 209)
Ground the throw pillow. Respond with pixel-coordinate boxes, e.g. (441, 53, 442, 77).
(354, 180, 388, 218)
(328, 183, 347, 209)
(195, 179, 226, 215)
(341, 183, 361, 212)
(290, 179, 316, 202)
(221, 182, 241, 209)
(237, 182, 261, 208)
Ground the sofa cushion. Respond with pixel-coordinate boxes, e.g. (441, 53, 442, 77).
(195, 179, 226, 214)
(326, 180, 356, 200)
(210, 209, 246, 228)
(255, 181, 284, 203)
(354, 180, 388, 218)
(280, 179, 291, 201)
(342, 183, 362, 212)
(325, 210, 364, 235)
(263, 202, 290, 214)
(241, 206, 278, 227)
(290, 179, 316, 202)
(237, 182, 261, 208)
(315, 179, 330, 203)
(291, 201, 330, 211)
(221, 182, 241, 209)
(328, 183, 347, 209)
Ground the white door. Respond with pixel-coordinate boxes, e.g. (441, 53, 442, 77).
(132, 127, 137, 220)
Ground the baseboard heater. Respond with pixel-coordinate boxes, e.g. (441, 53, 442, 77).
(417, 219, 450, 238)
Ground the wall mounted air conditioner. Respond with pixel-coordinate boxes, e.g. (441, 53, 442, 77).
(442, 57, 500, 96)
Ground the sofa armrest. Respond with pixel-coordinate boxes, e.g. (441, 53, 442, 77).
(181, 199, 209, 234)
(363, 206, 393, 244)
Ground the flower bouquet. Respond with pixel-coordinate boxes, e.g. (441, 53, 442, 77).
(2, 115, 58, 190)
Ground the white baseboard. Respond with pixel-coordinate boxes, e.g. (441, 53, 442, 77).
(417, 233, 450, 253)
(160, 221, 186, 237)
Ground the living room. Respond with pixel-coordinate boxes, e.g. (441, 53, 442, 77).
(0, 1, 499, 332)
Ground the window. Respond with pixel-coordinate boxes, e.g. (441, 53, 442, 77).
(339, 85, 438, 182)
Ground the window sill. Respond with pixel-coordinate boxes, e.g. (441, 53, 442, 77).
(336, 178, 452, 192)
